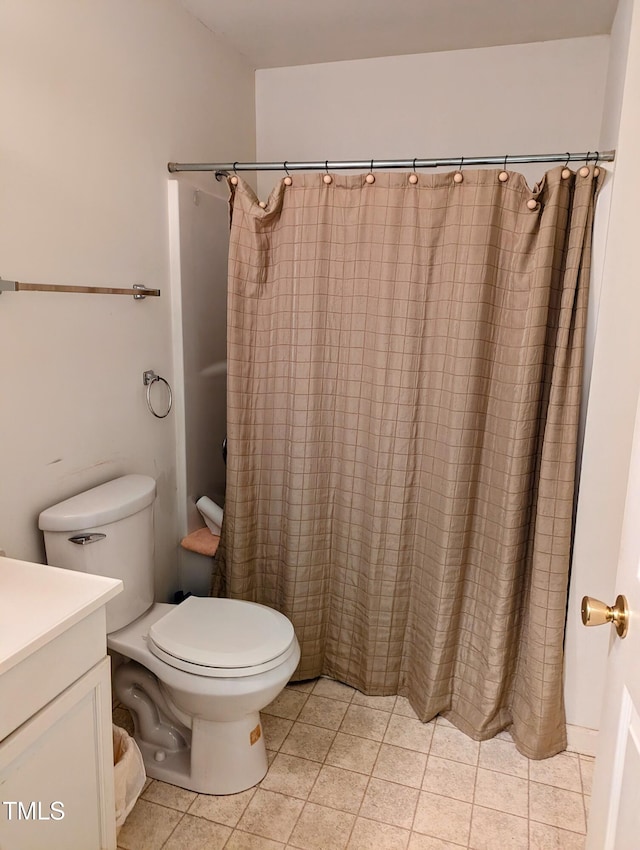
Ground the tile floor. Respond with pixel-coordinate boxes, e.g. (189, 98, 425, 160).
(115, 677, 593, 850)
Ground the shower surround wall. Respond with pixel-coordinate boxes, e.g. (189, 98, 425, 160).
(168, 176, 230, 595)
(0, 0, 255, 601)
(255, 35, 611, 749)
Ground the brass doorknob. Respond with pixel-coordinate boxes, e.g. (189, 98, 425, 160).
(581, 595, 629, 638)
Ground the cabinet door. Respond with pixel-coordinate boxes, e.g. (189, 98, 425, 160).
(0, 657, 116, 850)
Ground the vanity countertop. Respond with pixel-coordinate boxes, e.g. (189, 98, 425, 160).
(0, 556, 122, 676)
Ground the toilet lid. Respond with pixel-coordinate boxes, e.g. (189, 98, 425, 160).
(147, 596, 295, 669)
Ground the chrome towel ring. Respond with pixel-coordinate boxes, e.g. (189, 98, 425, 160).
(142, 370, 172, 419)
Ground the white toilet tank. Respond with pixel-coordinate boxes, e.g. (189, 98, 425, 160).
(39, 474, 157, 633)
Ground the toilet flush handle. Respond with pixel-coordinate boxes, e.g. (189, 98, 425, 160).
(68, 533, 107, 545)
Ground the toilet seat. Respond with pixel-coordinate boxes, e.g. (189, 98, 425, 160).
(147, 596, 297, 678)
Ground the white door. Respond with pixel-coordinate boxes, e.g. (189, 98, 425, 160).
(586, 389, 640, 849)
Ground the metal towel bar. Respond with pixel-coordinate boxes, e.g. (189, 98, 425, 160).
(0, 279, 160, 299)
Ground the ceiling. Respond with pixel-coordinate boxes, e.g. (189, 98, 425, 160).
(178, 0, 618, 69)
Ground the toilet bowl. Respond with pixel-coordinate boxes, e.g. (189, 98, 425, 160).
(38, 475, 300, 794)
(109, 598, 299, 793)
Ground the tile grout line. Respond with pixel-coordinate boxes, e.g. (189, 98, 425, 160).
(407, 709, 436, 844)
(150, 798, 186, 850)
(266, 685, 313, 848)
(518, 742, 530, 836)
(579, 754, 591, 832)
(341, 695, 395, 849)
(466, 729, 481, 849)
(305, 680, 381, 849)
(464, 741, 481, 850)
(525, 747, 531, 850)
(273, 680, 352, 849)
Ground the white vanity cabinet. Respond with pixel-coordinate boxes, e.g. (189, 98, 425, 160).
(0, 558, 122, 850)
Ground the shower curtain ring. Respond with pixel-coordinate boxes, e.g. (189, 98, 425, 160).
(580, 152, 591, 178)
(365, 159, 376, 184)
(323, 160, 332, 184)
(230, 162, 239, 186)
(283, 161, 292, 186)
(562, 152, 572, 180)
(454, 156, 464, 184)
(594, 151, 601, 177)
(499, 154, 509, 183)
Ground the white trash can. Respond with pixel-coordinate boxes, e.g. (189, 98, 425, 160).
(113, 724, 146, 833)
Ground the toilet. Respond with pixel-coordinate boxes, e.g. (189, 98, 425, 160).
(38, 474, 300, 795)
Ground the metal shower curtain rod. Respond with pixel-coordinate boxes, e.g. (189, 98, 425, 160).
(167, 150, 615, 174)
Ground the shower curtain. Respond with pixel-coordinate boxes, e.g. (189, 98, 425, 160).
(217, 166, 599, 758)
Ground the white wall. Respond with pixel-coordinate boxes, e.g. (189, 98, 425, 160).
(255, 36, 612, 742)
(256, 37, 609, 197)
(0, 0, 255, 601)
(574, 0, 634, 486)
